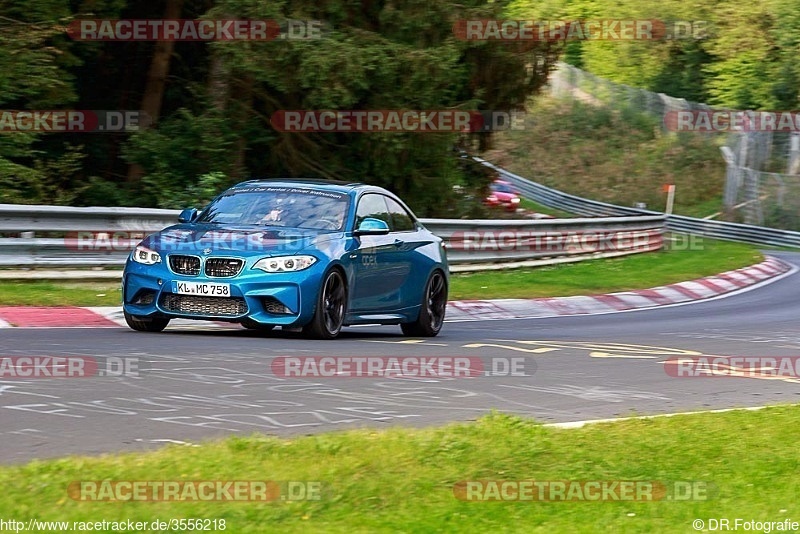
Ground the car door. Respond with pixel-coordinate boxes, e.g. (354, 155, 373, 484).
(383, 196, 430, 310)
(349, 193, 405, 312)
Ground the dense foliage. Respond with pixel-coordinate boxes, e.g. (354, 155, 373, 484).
(509, 0, 800, 110)
(3, 0, 798, 215)
(0, 0, 559, 215)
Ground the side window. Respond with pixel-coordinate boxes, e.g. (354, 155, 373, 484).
(355, 194, 391, 229)
(384, 197, 416, 232)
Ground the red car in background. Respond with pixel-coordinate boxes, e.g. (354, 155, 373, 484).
(484, 180, 521, 212)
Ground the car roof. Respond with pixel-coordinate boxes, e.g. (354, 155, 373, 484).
(231, 178, 364, 193)
(217, 178, 417, 216)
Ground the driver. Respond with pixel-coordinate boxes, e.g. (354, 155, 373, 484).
(260, 207, 283, 223)
(257, 193, 293, 224)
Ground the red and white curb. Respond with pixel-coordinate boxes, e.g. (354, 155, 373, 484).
(0, 256, 792, 328)
(446, 255, 793, 321)
(0, 306, 240, 330)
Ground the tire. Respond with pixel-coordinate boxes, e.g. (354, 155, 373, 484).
(401, 270, 447, 337)
(124, 311, 170, 333)
(303, 269, 347, 339)
(241, 318, 275, 331)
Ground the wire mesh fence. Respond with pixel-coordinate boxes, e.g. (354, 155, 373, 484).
(549, 62, 800, 229)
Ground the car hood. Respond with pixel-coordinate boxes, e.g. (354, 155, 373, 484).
(142, 223, 340, 258)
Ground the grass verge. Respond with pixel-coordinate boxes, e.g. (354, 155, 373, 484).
(0, 281, 122, 307)
(2, 406, 799, 532)
(449, 237, 762, 300)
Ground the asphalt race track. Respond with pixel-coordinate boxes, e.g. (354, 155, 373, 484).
(2, 251, 800, 464)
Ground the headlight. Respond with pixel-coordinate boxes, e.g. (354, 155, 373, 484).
(511, 197, 521, 203)
(253, 255, 317, 273)
(131, 245, 161, 265)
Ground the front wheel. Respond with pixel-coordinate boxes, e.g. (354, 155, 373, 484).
(303, 269, 347, 339)
(401, 270, 447, 337)
(124, 311, 170, 333)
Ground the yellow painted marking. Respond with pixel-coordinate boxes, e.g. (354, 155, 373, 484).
(364, 340, 448, 346)
(462, 343, 559, 354)
(493, 340, 703, 359)
(508, 340, 702, 354)
(589, 352, 658, 359)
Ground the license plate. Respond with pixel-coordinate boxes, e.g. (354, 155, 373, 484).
(172, 281, 231, 297)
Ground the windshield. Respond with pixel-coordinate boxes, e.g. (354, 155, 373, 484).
(197, 186, 350, 231)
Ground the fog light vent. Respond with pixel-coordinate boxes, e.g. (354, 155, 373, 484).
(132, 290, 156, 305)
(262, 297, 292, 314)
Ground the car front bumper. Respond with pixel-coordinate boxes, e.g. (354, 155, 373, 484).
(122, 258, 327, 327)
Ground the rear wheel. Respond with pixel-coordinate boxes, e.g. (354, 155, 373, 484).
(124, 311, 169, 333)
(303, 269, 347, 339)
(401, 270, 447, 337)
(241, 319, 275, 332)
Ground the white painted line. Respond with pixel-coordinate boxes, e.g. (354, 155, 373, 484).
(134, 438, 199, 447)
(544, 403, 796, 429)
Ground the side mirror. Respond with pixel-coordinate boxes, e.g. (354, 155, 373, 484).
(354, 217, 390, 235)
(178, 208, 198, 223)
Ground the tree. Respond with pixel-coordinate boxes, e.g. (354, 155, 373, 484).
(0, 0, 80, 203)
(126, 0, 184, 183)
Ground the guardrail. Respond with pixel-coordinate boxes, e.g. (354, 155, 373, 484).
(0, 205, 180, 268)
(428, 216, 664, 271)
(0, 203, 665, 272)
(475, 157, 800, 248)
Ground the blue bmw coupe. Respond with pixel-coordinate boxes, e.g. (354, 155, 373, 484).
(122, 179, 448, 338)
